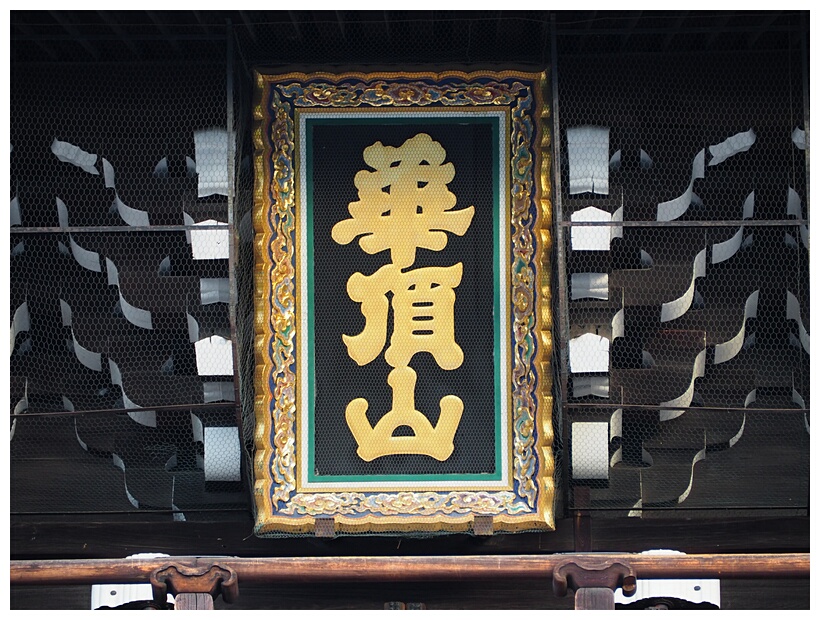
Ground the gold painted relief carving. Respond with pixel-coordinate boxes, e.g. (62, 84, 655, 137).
(253, 71, 554, 535)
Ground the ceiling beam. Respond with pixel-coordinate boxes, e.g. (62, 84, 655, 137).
(577, 11, 598, 52)
(287, 11, 304, 41)
(146, 11, 183, 54)
(662, 11, 689, 51)
(239, 11, 258, 46)
(619, 10, 643, 50)
(11, 22, 58, 61)
(96, 11, 141, 59)
(47, 11, 100, 61)
(705, 14, 733, 49)
(748, 12, 782, 47)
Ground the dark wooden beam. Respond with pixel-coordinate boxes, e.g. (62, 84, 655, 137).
(239, 11, 258, 45)
(11, 22, 58, 61)
(11, 553, 811, 586)
(662, 11, 689, 51)
(146, 11, 182, 54)
(47, 11, 99, 61)
(11, 514, 808, 560)
(619, 10, 643, 50)
(748, 12, 782, 47)
(96, 11, 141, 58)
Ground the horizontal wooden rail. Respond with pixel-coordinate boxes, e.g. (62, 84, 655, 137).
(10, 553, 809, 586)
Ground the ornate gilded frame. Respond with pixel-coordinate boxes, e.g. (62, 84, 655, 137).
(252, 71, 554, 535)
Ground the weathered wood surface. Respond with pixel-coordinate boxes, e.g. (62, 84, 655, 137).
(10, 514, 808, 560)
(10, 579, 811, 610)
(10, 553, 810, 586)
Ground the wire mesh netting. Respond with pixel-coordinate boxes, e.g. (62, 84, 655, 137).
(10, 60, 249, 517)
(555, 48, 809, 513)
(10, 11, 809, 530)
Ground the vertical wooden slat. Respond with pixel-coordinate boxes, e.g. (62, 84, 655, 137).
(175, 593, 214, 610)
(574, 587, 614, 610)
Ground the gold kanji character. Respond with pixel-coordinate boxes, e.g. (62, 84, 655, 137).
(345, 366, 463, 461)
(343, 262, 465, 370)
(331, 133, 475, 269)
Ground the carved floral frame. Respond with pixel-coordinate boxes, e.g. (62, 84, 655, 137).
(252, 70, 554, 535)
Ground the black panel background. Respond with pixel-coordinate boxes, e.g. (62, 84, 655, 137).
(309, 119, 499, 477)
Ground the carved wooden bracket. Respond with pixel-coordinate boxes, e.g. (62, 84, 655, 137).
(552, 557, 637, 598)
(150, 562, 239, 605)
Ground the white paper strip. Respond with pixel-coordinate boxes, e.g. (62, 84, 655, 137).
(112, 453, 141, 508)
(657, 150, 705, 221)
(113, 193, 150, 227)
(204, 426, 241, 482)
(787, 187, 803, 220)
(609, 149, 621, 171)
(109, 358, 156, 427)
(571, 422, 610, 479)
(12, 241, 25, 257)
(571, 272, 609, 300)
(792, 127, 807, 150)
(569, 332, 610, 373)
(611, 308, 625, 340)
(73, 331, 103, 371)
(70, 235, 102, 272)
(14, 380, 29, 416)
(660, 348, 706, 421)
(11, 196, 21, 226)
(183, 211, 195, 244)
(12, 381, 28, 441)
(571, 206, 612, 251)
(640, 149, 653, 169)
(660, 248, 706, 322)
(609, 409, 623, 441)
(742, 191, 755, 220)
(708, 128, 756, 166)
(203, 381, 235, 403)
(195, 335, 234, 376)
(714, 290, 759, 365)
(106, 257, 153, 329)
(56, 197, 69, 228)
(611, 205, 624, 241)
(186, 156, 197, 176)
(61, 300, 103, 371)
(119, 295, 153, 330)
(154, 157, 168, 177)
(200, 278, 231, 305)
(190, 219, 230, 260)
(786, 290, 810, 354)
(729, 413, 747, 448)
(190, 413, 204, 443)
(567, 126, 610, 195)
(712, 192, 754, 264)
(187, 313, 199, 343)
(711, 227, 744, 265)
(102, 158, 116, 189)
(678, 447, 707, 503)
(799, 223, 809, 249)
(572, 375, 609, 398)
(194, 128, 230, 197)
(10, 301, 30, 356)
(51, 138, 99, 175)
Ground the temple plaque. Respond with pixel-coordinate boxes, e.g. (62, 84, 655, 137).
(252, 71, 555, 534)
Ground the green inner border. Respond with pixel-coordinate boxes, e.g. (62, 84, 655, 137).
(304, 114, 503, 483)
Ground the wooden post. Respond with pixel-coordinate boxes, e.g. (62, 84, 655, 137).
(174, 593, 214, 610)
(574, 588, 614, 610)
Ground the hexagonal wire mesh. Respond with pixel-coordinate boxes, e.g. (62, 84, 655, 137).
(555, 46, 809, 514)
(10, 55, 249, 519)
